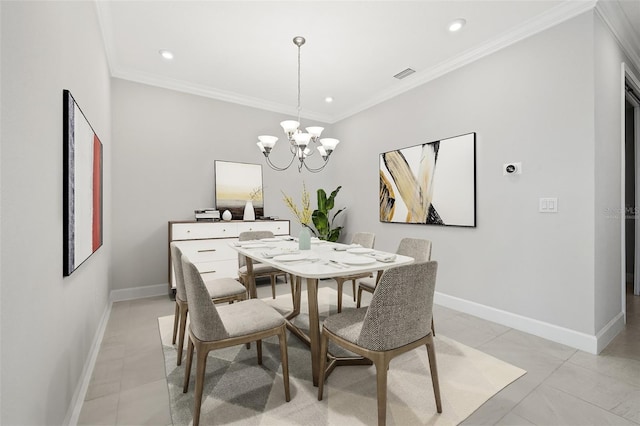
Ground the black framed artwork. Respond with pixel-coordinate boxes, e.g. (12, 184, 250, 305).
(379, 132, 476, 227)
(63, 90, 104, 276)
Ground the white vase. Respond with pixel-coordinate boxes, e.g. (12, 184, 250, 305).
(243, 201, 255, 221)
(222, 210, 232, 221)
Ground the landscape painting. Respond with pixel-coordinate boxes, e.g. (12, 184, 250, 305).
(215, 161, 264, 219)
(379, 132, 476, 227)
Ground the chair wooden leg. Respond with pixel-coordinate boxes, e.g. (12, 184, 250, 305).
(356, 286, 363, 308)
(270, 274, 276, 299)
(172, 302, 179, 344)
(431, 318, 436, 336)
(183, 337, 194, 393)
(336, 278, 344, 313)
(352, 279, 357, 301)
(278, 328, 291, 402)
(257, 339, 263, 365)
(177, 304, 188, 366)
(192, 342, 209, 426)
(374, 355, 389, 426)
(289, 274, 295, 305)
(317, 331, 329, 400)
(425, 335, 442, 413)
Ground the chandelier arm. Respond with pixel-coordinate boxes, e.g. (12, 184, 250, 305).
(302, 158, 330, 173)
(265, 152, 297, 171)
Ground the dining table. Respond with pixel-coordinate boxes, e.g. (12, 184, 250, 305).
(230, 236, 414, 386)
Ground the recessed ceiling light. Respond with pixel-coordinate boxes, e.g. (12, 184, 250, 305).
(325, 96, 334, 103)
(159, 49, 174, 60)
(448, 18, 466, 32)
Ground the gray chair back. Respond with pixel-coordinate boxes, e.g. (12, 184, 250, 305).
(182, 255, 229, 341)
(352, 232, 375, 249)
(357, 261, 438, 351)
(396, 238, 432, 261)
(238, 230, 275, 268)
(170, 242, 187, 301)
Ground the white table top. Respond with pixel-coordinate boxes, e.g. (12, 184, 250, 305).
(231, 237, 414, 279)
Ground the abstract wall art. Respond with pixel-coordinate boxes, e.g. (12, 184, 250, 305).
(215, 161, 264, 219)
(379, 132, 476, 227)
(63, 90, 103, 276)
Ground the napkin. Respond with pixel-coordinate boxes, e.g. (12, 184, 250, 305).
(262, 248, 299, 258)
(369, 253, 397, 262)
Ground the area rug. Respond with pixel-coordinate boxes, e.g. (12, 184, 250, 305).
(158, 288, 526, 425)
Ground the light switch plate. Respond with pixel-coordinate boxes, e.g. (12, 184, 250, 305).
(539, 197, 558, 213)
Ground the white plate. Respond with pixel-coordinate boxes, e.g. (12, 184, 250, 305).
(347, 248, 374, 254)
(242, 243, 267, 249)
(273, 253, 309, 261)
(340, 256, 377, 265)
(260, 237, 280, 242)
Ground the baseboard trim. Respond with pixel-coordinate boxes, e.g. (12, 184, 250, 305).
(109, 283, 167, 302)
(434, 292, 604, 354)
(596, 311, 625, 353)
(65, 301, 112, 426)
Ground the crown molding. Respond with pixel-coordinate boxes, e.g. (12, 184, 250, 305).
(595, 0, 640, 73)
(332, 0, 598, 123)
(110, 68, 333, 123)
(95, 0, 600, 125)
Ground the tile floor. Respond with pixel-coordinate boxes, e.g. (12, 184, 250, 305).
(78, 280, 640, 425)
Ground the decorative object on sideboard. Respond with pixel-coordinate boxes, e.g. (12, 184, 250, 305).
(194, 209, 220, 221)
(222, 210, 232, 221)
(243, 200, 256, 221)
(380, 132, 476, 227)
(214, 160, 263, 219)
(62, 90, 103, 276)
(256, 36, 340, 173)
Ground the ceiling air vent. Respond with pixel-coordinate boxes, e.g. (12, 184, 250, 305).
(393, 68, 416, 80)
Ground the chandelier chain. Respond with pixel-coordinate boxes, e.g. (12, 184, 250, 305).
(297, 43, 302, 124)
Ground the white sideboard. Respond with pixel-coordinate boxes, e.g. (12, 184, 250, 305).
(167, 220, 290, 296)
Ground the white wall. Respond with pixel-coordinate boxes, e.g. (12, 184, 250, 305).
(593, 13, 639, 334)
(332, 12, 598, 339)
(111, 79, 333, 292)
(0, 2, 111, 424)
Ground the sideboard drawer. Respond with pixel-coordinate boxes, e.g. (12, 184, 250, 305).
(172, 223, 238, 240)
(173, 240, 237, 262)
(237, 221, 289, 236)
(194, 260, 237, 277)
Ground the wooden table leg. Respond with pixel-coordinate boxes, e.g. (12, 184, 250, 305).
(245, 256, 257, 299)
(306, 277, 320, 386)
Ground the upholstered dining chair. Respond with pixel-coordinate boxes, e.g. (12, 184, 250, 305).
(334, 232, 376, 313)
(238, 231, 292, 300)
(356, 237, 434, 334)
(318, 261, 441, 426)
(171, 243, 247, 366)
(181, 255, 291, 426)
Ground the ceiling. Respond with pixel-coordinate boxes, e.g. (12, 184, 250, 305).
(96, 0, 640, 124)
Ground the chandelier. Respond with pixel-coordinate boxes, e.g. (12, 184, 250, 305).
(256, 36, 340, 173)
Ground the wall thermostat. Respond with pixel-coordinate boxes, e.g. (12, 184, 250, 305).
(503, 162, 522, 175)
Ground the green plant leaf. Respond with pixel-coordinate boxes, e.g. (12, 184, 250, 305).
(316, 189, 327, 213)
(325, 186, 341, 211)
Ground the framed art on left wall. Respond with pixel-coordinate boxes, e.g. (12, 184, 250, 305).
(63, 90, 103, 276)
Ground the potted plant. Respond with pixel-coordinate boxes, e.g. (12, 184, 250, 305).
(282, 183, 345, 242)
